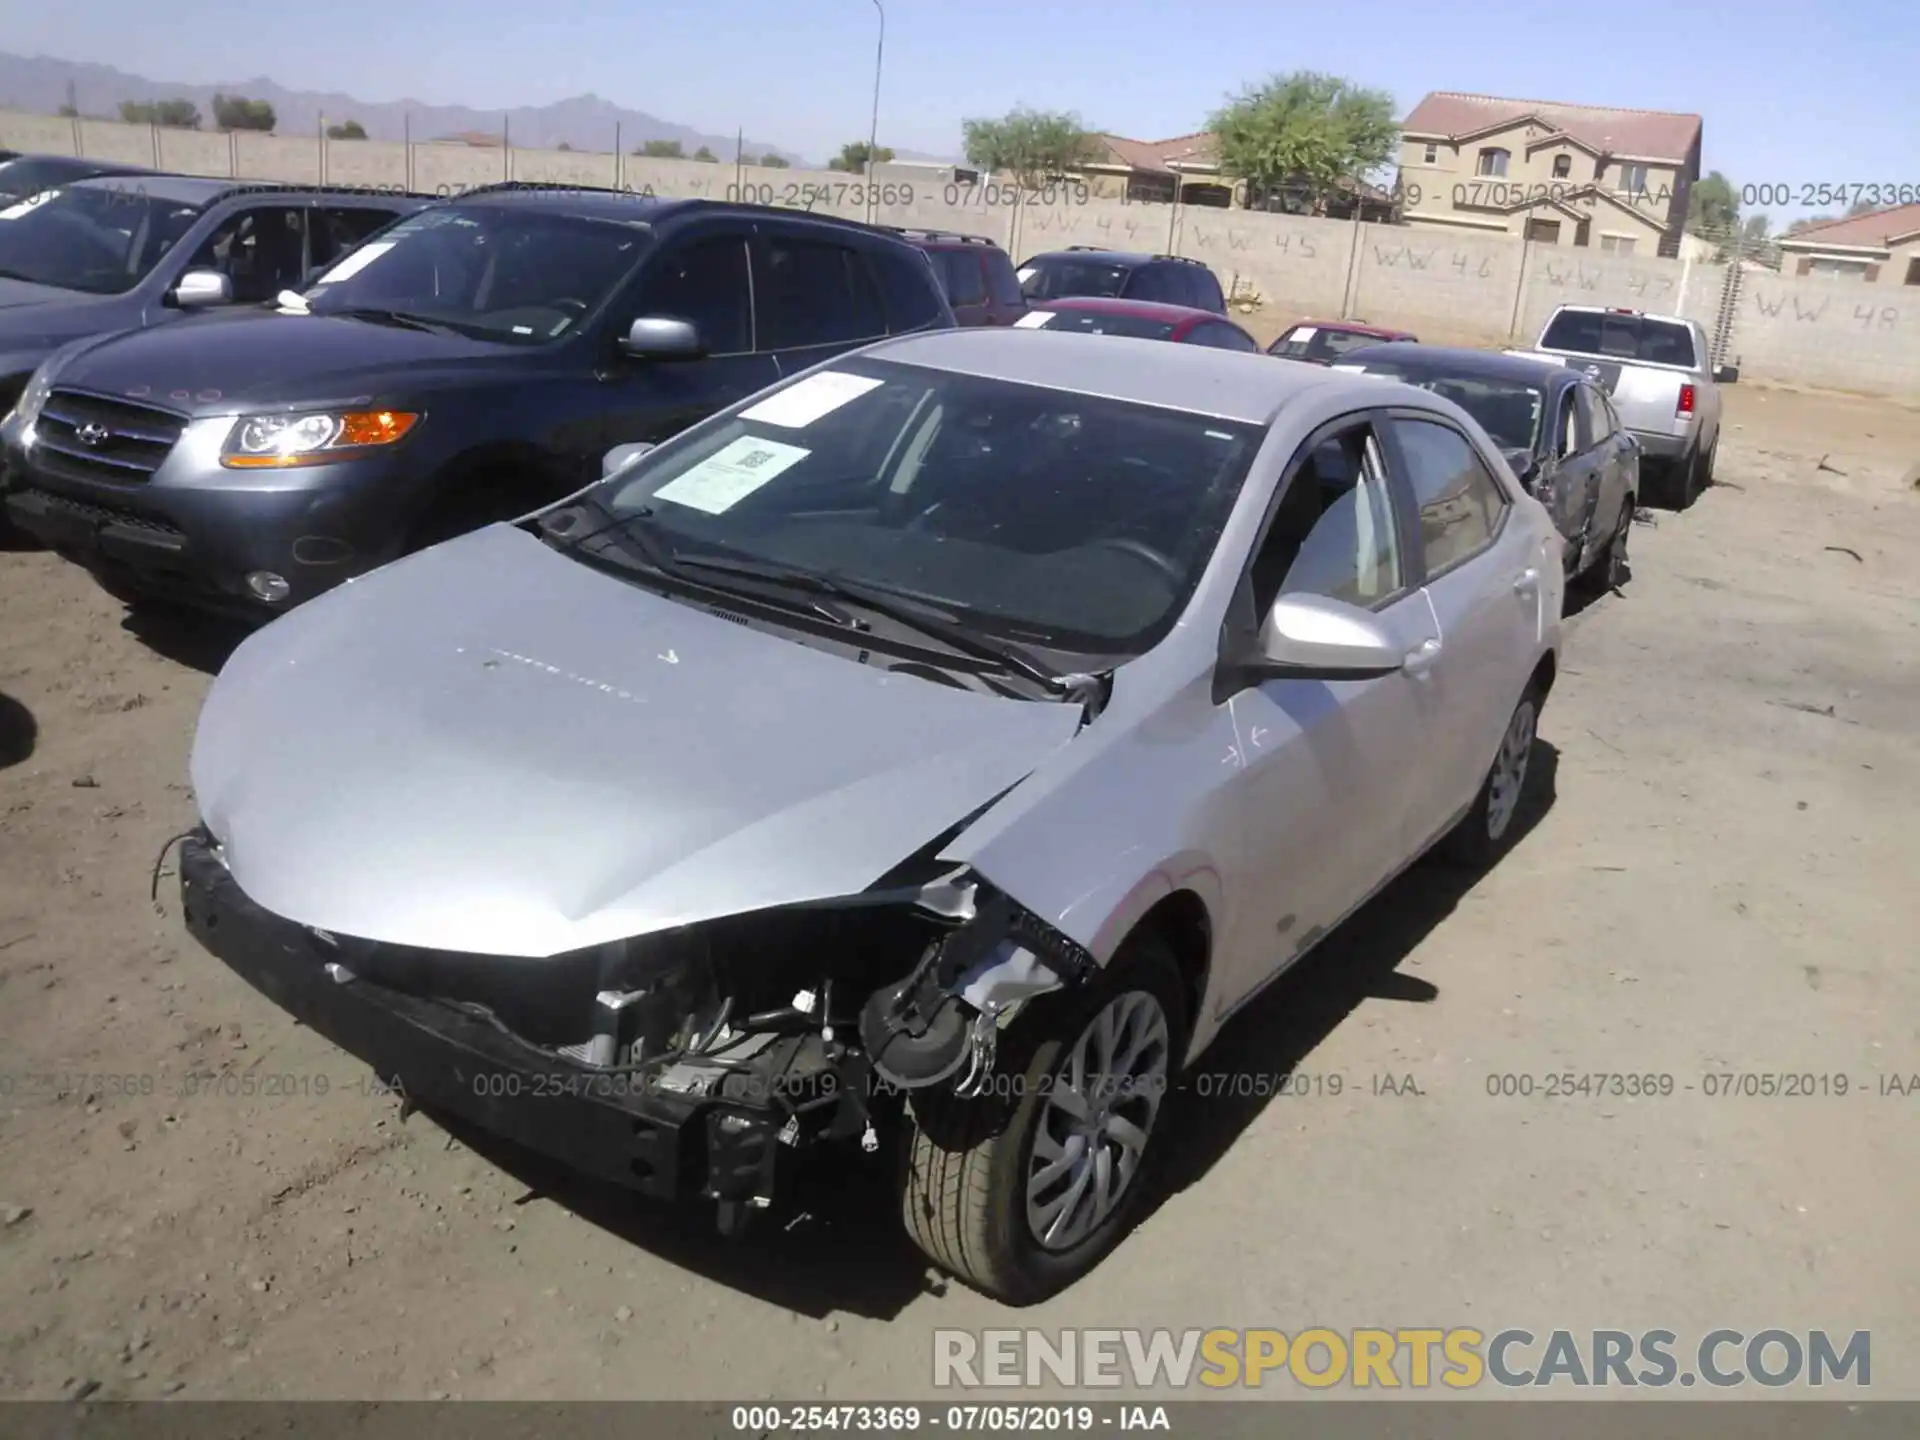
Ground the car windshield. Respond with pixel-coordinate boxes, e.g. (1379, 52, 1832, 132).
(1347, 364, 1544, 451)
(0, 159, 106, 203)
(1540, 310, 1698, 367)
(1026, 309, 1178, 341)
(587, 357, 1265, 656)
(300, 205, 652, 344)
(1017, 256, 1129, 301)
(0, 184, 204, 295)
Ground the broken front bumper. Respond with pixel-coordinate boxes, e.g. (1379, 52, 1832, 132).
(177, 835, 804, 1206)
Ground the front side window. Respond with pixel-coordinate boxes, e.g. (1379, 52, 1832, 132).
(312, 207, 406, 270)
(0, 185, 204, 295)
(1388, 418, 1509, 576)
(754, 236, 885, 350)
(302, 205, 651, 344)
(1248, 424, 1404, 614)
(1017, 256, 1129, 301)
(623, 235, 751, 353)
(590, 359, 1266, 655)
(984, 249, 1025, 307)
(189, 206, 309, 304)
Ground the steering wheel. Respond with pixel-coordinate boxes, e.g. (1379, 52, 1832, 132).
(1083, 536, 1181, 586)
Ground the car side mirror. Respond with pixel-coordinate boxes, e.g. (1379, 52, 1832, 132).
(618, 316, 704, 360)
(603, 441, 656, 476)
(171, 268, 233, 309)
(1714, 364, 1738, 383)
(1247, 593, 1405, 680)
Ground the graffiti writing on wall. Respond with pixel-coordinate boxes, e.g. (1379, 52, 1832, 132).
(1371, 245, 1499, 280)
(1187, 226, 1320, 257)
(1537, 261, 1677, 304)
(1748, 291, 1900, 330)
(1020, 211, 1151, 244)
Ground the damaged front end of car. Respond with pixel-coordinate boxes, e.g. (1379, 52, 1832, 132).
(177, 826, 1096, 1236)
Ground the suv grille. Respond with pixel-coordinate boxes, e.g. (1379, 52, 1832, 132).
(17, 486, 186, 540)
(33, 390, 189, 486)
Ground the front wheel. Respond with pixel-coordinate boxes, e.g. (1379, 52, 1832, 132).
(1435, 682, 1544, 869)
(897, 931, 1187, 1305)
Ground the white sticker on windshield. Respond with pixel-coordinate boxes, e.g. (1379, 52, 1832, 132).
(316, 241, 395, 285)
(1288, 326, 1318, 342)
(0, 189, 57, 220)
(1016, 267, 1036, 282)
(653, 436, 811, 515)
(1013, 311, 1054, 328)
(739, 371, 883, 428)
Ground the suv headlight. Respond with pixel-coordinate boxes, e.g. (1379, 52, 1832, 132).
(5, 359, 56, 429)
(220, 409, 421, 469)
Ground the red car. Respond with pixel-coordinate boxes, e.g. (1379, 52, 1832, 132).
(1267, 319, 1418, 364)
(1014, 296, 1262, 350)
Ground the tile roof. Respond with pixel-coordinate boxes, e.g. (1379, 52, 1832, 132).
(1092, 132, 1219, 172)
(1401, 92, 1700, 163)
(1777, 202, 1920, 249)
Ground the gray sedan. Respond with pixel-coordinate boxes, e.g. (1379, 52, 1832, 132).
(176, 328, 1566, 1303)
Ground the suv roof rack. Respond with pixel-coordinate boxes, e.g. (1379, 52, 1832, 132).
(880, 225, 998, 247)
(1154, 254, 1207, 266)
(1063, 244, 1110, 252)
(454, 180, 641, 198)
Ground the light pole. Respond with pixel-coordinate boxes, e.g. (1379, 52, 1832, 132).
(865, 0, 884, 222)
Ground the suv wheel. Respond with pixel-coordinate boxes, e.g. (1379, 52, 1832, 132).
(897, 930, 1186, 1304)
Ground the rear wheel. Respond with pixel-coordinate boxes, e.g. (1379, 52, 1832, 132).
(1663, 447, 1701, 510)
(897, 930, 1186, 1305)
(1574, 496, 1632, 595)
(1435, 681, 1544, 869)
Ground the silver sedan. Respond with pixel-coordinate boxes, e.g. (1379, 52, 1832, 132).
(179, 326, 1567, 1304)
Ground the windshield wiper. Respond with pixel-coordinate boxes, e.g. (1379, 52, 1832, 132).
(666, 553, 1070, 692)
(566, 508, 856, 627)
(330, 306, 455, 335)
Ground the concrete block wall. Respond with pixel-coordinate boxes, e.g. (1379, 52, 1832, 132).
(5, 109, 1919, 398)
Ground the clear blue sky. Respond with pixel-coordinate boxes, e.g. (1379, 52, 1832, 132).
(10, 0, 1914, 225)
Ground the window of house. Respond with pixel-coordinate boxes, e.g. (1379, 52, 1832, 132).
(1806, 256, 1870, 279)
(1423, 143, 1438, 164)
(1552, 154, 1571, 178)
(1477, 148, 1510, 177)
(1526, 219, 1561, 244)
(1619, 164, 1650, 196)
(1600, 234, 1638, 255)
(1905, 258, 1920, 286)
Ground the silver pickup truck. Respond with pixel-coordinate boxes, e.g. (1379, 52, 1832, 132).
(1509, 304, 1736, 509)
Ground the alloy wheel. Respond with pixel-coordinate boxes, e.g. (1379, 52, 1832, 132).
(1485, 698, 1538, 841)
(1025, 990, 1172, 1252)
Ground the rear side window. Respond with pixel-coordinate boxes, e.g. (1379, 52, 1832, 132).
(1540, 310, 1699, 367)
(942, 250, 987, 306)
(866, 243, 948, 333)
(753, 236, 885, 350)
(1388, 418, 1511, 577)
(1185, 321, 1259, 351)
(1185, 264, 1224, 312)
(1320, 329, 1384, 360)
(983, 248, 1024, 307)
(1125, 266, 1172, 303)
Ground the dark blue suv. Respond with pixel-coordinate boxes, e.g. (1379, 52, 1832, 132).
(2, 186, 956, 617)
(1015, 247, 1226, 314)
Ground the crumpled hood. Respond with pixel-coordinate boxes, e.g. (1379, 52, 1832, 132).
(190, 524, 1085, 957)
(51, 309, 510, 415)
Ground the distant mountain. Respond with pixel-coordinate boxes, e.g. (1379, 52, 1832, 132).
(0, 51, 825, 166)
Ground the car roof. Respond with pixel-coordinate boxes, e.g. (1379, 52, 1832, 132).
(883, 227, 1004, 251)
(65, 174, 432, 206)
(1283, 318, 1415, 339)
(864, 326, 1364, 424)
(1336, 342, 1574, 385)
(1032, 296, 1220, 324)
(441, 189, 923, 242)
(1023, 248, 1163, 267)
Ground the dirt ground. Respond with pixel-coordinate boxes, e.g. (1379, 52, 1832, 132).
(1, 382, 1917, 1403)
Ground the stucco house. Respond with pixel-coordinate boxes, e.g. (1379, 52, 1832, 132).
(1775, 204, 1920, 284)
(1396, 92, 1702, 256)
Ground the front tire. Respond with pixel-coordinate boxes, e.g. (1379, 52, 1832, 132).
(897, 931, 1188, 1305)
(1435, 681, 1544, 869)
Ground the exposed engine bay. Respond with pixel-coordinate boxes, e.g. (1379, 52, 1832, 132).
(284, 851, 1098, 1234)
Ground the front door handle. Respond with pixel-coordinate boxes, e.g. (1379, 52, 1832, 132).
(1513, 567, 1541, 596)
(1403, 637, 1442, 675)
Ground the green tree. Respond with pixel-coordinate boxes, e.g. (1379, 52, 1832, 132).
(556, 140, 572, 151)
(828, 140, 895, 172)
(692, 145, 718, 162)
(636, 139, 684, 158)
(212, 93, 276, 132)
(120, 98, 201, 129)
(1208, 70, 1397, 214)
(1686, 170, 1739, 237)
(326, 118, 367, 140)
(760, 153, 791, 169)
(57, 102, 77, 118)
(961, 107, 1103, 190)
(1844, 197, 1879, 217)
